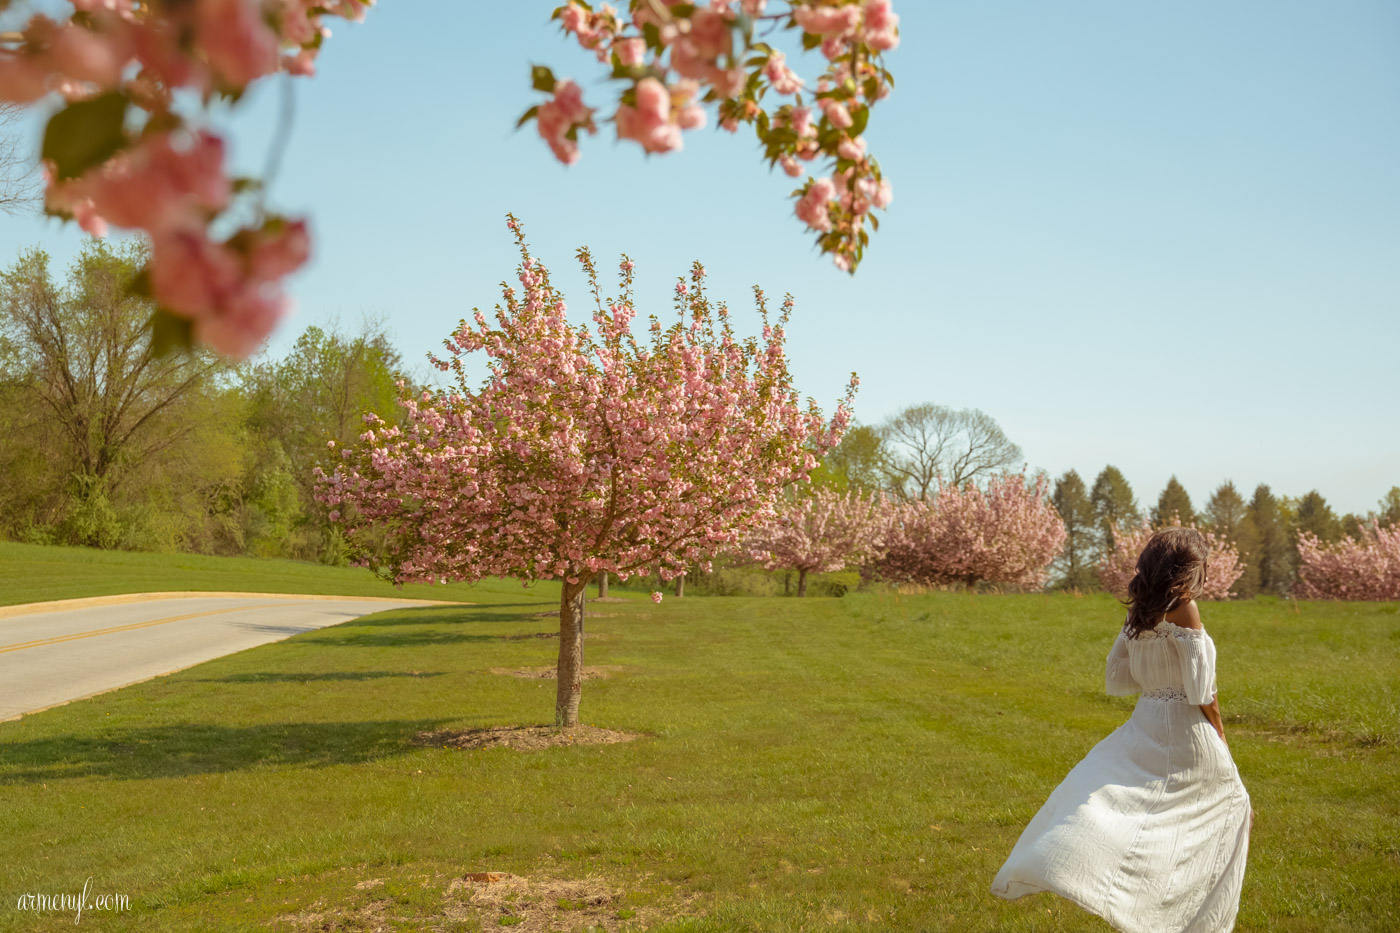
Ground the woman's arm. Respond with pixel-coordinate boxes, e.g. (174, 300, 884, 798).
(1200, 693, 1226, 745)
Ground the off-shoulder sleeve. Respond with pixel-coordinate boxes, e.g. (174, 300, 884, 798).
(1105, 631, 1137, 696)
(1178, 630, 1218, 705)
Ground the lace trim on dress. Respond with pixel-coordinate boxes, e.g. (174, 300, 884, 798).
(1141, 686, 1190, 702)
(1129, 619, 1206, 640)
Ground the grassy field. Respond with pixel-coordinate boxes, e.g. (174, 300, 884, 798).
(0, 541, 496, 607)
(0, 545, 1396, 931)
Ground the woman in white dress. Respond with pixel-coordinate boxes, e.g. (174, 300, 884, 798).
(991, 527, 1252, 933)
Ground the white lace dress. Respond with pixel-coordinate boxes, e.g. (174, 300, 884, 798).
(991, 619, 1252, 933)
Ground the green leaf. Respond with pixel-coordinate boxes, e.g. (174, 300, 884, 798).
(515, 105, 540, 129)
(126, 266, 152, 300)
(850, 105, 869, 137)
(530, 65, 557, 94)
(801, 31, 822, 50)
(42, 92, 129, 181)
(149, 308, 194, 358)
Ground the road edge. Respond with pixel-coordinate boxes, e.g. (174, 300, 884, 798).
(0, 592, 467, 621)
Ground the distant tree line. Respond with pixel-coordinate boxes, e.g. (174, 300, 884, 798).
(0, 241, 409, 563)
(1047, 468, 1399, 597)
(811, 406, 1397, 599)
(5, 241, 1391, 600)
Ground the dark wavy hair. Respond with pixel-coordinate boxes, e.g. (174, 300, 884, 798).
(1124, 527, 1209, 638)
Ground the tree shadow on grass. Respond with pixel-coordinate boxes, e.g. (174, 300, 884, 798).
(350, 604, 559, 627)
(294, 630, 547, 648)
(0, 719, 448, 783)
(188, 671, 449, 684)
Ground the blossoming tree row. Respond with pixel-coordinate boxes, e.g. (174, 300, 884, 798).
(745, 472, 1068, 592)
(316, 218, 854, 725)
(1295, 522, 1400, 600)
(0, 0, 901, 357)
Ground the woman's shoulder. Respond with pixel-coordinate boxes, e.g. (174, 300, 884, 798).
(1157, 599, 1209, 640)
(1163, 598, 1203, 630)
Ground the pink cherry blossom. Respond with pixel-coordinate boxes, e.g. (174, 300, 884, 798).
(822, 98, 854, 129)
(615, 77, 684, 153)
(1097, 520, 1245, 601)
(765, 50, 805, 96)
(877, 473, 1067, 588)
(794, 4, 863, 37)
(745, 488, 891, 595)
(863, 0, 900, 50)
(651, 591, 664, 604)
(613, 37, 645, 66)
(196, 0, 281, 86)
(795, 177, 836, 232)
(536, 78, 596, 165)
(1296, 522, 1400, 600)
(837, 135, 867, 161)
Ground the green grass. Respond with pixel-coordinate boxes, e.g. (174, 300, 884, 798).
(0, 541, 513, 607)
(0, 545, 1397, 931)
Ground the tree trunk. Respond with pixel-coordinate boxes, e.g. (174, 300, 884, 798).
(555, 577, 590, 727)
(596, 573, 608, 598)
(674, 573, 685, 598)
(797, 568, 809, 597)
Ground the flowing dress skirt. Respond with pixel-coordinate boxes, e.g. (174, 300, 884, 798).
(991, 696, 1251, 933)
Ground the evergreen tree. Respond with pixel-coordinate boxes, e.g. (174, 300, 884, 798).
(1340, 513, 1366, 540)
(1091, 465, 1140, 553)
(1052, 469, 1097, 590)
(1205, 481, 1258, 597)
(1376, 486, 1400, 529)
(1294, 490, 1341, 543)
(1245, 484, 1292, 595)
(1153, 475, 1196, 526)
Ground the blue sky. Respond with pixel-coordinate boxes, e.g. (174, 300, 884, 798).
(2, 1, 1396, 515)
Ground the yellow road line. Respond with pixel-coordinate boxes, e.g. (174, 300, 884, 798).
(0, 603, 295, 655)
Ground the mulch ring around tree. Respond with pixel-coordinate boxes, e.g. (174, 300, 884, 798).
(489, 664, 622, 681)
(414, 723, 643, 752)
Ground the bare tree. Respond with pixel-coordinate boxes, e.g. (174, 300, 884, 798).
(0, 102, 41, 216)
(879, 403, 1022, 498)
(0, 241, 226, 496)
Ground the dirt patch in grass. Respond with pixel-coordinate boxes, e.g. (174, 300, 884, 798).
(276, 869, 694, 931)
(413, 723, 643, 751)
(590, 596, 630, 603)
(489, 664, 622, 681)
(446, 871, 680, 930)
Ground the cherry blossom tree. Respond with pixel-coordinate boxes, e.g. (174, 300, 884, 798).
(1295, 522, 1400, 600)
(1097, 520, 1245, 601)
(315, 216, 854, 726)
(877, 471, 1066, 589)
(746, 486, 889, 595)
(0, 0, 902, 358)
(530, 0, 900, 274)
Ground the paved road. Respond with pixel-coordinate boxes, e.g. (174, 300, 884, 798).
(0, 594, 442, 720)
